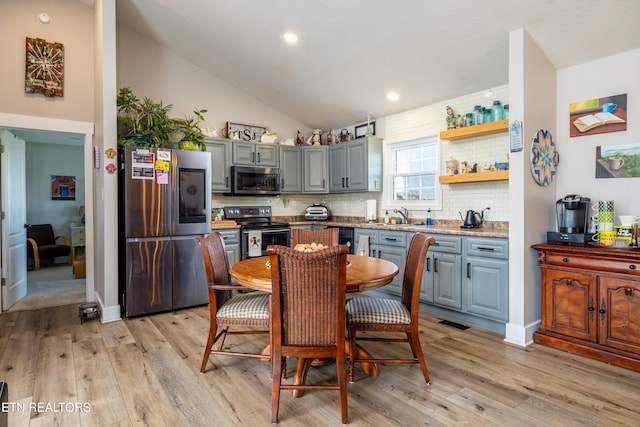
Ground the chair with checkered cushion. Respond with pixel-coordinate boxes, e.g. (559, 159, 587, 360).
(346, 233, 435, 384)
(196, 232, 270, 373)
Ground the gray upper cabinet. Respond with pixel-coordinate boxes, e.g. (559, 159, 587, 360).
(329, 136, 382, 192)
(303, 146, 329, 193)
(205, 137, 232, 192)
(232, 141, 278, 167)
(279, 145, 303, 193)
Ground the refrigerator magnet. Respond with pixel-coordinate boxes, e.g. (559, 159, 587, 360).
(156, 171, 169, 184)
(105, 148, 116, 159)
(154, 160, 169, 171)
(105, 163, 117, 174)
(156, 150, 171, 161)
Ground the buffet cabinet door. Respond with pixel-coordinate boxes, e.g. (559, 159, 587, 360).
(542, 267, 597, 342)
(598, 277, 640, 355)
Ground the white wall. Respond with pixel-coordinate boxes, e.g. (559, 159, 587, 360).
(556, 48, 640, 214)
(506, 29, 558, 346)
(0, 0, 94, 122)
(116, 26, 312, 142)
(385, 85, 510, 222)
(26, 142, 84, 238)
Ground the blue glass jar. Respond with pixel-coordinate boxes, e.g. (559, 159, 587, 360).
(464, 113, 474, 127)
(473, 105, 484, 125)
(483, 107, 492, 123)
(491, 100, 504, 121)
(503, 104, 509, 119)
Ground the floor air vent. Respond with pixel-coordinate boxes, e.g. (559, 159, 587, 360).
(439, 320, 470, 330)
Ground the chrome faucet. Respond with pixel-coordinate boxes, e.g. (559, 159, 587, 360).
(394, 207, 409, 224)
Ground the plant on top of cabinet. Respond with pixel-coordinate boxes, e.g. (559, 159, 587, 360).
(172, 108, 208, 151)
(116, 87, 174, 148)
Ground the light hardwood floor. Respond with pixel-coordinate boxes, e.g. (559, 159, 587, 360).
(1, 304, 640, 426)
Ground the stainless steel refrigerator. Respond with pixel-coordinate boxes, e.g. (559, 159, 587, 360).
(118, 146, 211, 317)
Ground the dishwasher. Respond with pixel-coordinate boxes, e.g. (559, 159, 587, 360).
(329, 226, 354, 254)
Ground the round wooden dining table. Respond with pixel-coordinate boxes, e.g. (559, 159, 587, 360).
(229, 254, 399, 294)
(229, 254, 399, 396)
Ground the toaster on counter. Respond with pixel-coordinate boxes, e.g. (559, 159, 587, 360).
(305, 204, 329, 221)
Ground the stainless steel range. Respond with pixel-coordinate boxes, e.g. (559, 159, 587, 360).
(224, 206, 291, 260)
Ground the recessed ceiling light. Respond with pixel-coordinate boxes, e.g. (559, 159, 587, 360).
(283, 33, 298, 44)
(387, 92, 399, 101)
(36, 12, 51, 24)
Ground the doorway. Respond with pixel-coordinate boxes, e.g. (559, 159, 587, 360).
(0, 113, 94, 313)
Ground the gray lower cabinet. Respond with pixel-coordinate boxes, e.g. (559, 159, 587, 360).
(354, 229, 407, 293)
(212, 228, 240, 267)
(303, 146, 329, 193)
(232, 141, 278, 167)
(355, 228, 508, 334)
(205, 137, 232, 192)
(420, 234, 463, 308)
(279, 145, 302, 193)
(463, 237, 509, 321)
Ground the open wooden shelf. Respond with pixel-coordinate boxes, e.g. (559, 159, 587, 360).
(439, 119, 509, 141)
(439, 170, 509, 184)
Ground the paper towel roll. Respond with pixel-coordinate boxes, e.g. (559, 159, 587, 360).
(366, 200, 377, 222)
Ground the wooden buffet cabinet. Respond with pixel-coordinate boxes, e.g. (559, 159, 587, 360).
(532, 243, 640, 372)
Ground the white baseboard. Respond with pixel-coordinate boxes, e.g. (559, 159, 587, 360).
(94, 293, 122, 323)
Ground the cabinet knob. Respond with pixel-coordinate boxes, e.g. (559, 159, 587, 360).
(629, 264, 637, 270)
(562, 257, 569, 263)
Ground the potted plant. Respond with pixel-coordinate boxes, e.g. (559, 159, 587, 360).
(172, 108, 208, 151)
(116, 87, 173, 148)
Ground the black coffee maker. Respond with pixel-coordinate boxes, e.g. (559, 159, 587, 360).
(547, 194, 593, 244)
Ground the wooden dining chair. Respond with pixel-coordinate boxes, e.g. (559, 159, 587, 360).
(267, 244, 350, 424)
(291, 227, 339, 247)
(346, 233, 435, 384)
(196, 232, 270, 373)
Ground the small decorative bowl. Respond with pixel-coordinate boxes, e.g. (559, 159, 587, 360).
(494, 162, 509, 170)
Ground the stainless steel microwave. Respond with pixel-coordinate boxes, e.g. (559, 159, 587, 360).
(228, 166, 281, 196)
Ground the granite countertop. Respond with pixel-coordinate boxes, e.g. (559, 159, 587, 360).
(211, 217, 509, 238)
(287, 218, 509, 239)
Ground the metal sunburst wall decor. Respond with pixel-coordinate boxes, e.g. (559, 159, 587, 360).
(25, 37, 64, 97)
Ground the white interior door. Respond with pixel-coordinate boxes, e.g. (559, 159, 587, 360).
(1, 130, 28, 309)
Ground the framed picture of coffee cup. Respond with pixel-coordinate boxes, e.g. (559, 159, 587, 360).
(596, 142, 640, 179)
(569, 93, 627, 138)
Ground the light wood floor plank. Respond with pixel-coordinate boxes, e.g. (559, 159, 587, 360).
(73, 338, 129, 426)
(0, 330, 37, 401)
(31, 333, 79, 426)
(3, 304, 640, 426)
(107, 342, 184, 426)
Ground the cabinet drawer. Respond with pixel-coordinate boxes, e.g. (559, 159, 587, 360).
(548, 253, 640, 276)
(422, 233, 461, 254)
(213, 228, 240, 245)
(355, 230, 378, 246)
(465, 237, 508, 260)
(378, 230, 407, 247)
(71, 228, 85, 246)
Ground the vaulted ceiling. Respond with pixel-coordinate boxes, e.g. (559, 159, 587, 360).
(119, 1, 640, 130)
